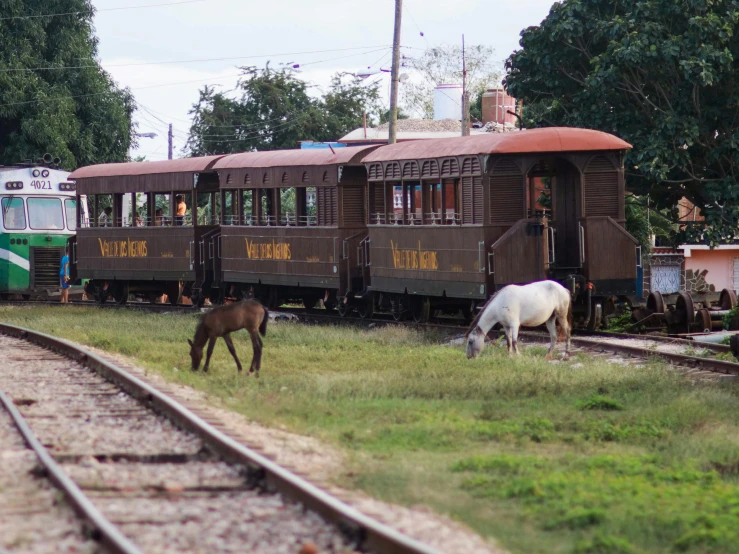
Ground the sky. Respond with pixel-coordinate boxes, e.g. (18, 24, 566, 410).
(91, 0, 559, 161)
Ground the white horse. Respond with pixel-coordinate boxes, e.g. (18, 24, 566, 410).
(465, 280, 572, 359)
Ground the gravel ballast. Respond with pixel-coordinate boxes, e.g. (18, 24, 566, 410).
(0, 334, 356, 554)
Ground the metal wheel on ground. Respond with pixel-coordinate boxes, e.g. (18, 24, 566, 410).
(675, 291, 696, 331)
(302, 295, 320, 310)
(720, 288, 738, 310)
(586, 301, 603, 332)
(646, 291, 665, 314)
(697, 308, 712, 333)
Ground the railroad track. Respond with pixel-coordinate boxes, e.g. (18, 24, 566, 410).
(0, 324, 441, 554)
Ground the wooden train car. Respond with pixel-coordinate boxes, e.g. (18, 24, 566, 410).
(211, 145, 378, 309)
(359, 128, 638, 325)
(68, 156, 226, 304)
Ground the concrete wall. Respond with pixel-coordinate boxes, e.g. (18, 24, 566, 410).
(684, 249, 737, 292)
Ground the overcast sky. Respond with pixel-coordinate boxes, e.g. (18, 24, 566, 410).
(92, 0, 558, 161)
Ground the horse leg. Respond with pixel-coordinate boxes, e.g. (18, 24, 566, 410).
(557, 311, 571, 357)
(545, 315, 557, 360)
(223, 333, 243, 372)
(503, 326, 513, 356)
(512, 324, 520, 355)
(203, 337, 217, 372)
(248, 330, 262, 377)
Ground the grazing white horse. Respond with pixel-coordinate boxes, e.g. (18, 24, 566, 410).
(465, 280, 572, 359)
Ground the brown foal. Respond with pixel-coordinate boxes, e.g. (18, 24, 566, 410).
(188, 299, 269, 376)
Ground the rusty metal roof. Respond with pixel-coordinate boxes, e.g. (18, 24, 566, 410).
(213, 145, 379, 170)
(363, 128, 632, 163)
(68, 155, 226, 179)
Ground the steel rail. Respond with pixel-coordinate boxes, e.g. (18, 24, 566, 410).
(0, 322, 443, 554)
(0, 388, 143, 554)
(518, 331, 739, 376)
(580, 329, 732, 354)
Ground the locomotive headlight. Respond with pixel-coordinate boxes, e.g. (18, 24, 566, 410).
(5, 182, 23, 190)
(59, 182, 76, 191)
(32, 169, 40, 178)
(41, 169, 50, 178)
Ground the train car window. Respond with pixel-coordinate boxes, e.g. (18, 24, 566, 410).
(407, 183, 422, 225)
(94, 194, 113, 227)
(197, 192, 217, 226)
(28, 197, 64, 230)
(259, 189, 275, 226)
(368, 183, 385, 225)
(443, 180, 459, 225)
(152, 193, 171, 226)
(304, 187, 316, 226)
(173, 192, 191, 226)
(1, 197, 26, 230)
(223, 190, 237, 225)
(64, 198, 77, 230)
(280, 188, 296, 226)
(241, 190, 254, 225)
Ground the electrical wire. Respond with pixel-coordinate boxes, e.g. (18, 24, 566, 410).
(0, 0, 206, 21)
(0, 47, 395, 109)
(0, 45, 395, 73)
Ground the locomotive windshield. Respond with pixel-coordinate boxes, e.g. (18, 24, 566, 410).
(28, 197, 64, 230)
(65, 198, 77, 230)
(1, 197, 26, 230)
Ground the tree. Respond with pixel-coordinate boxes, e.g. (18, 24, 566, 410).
(504, 0, 739, 243)
(185, 67, 381, 156)
(402, 45, 501, 119)
(0, 0, 136, 169)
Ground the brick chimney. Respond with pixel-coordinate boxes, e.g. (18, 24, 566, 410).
(481, 88, 517, 125)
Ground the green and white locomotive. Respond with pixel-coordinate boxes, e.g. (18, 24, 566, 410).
(0, 163, 88, 299)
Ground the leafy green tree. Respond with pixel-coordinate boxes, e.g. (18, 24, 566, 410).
(402, 45, 501, 119)
(504, 0, 739, 243)
(185, 67, 381, 156)
(0, 0, 136, 168)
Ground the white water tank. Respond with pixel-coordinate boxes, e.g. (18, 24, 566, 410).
(433, 84, 463, 121)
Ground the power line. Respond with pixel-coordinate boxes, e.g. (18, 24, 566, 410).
(0, 0, 206, 21)
(0, 45, 395, 73)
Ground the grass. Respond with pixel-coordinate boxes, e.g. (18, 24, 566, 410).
(4, 305, 739, 553)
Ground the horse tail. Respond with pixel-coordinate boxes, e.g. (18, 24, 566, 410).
(259, 306, 269, 337)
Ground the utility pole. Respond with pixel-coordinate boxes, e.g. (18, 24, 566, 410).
(461, 35, 470, 137)
(388, 0, 403, 145)
(168, 124, 173, 160)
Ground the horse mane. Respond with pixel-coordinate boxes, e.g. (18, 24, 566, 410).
(465, 289, 501, 337)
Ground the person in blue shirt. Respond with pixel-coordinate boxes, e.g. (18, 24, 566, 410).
(60, 247, 70, 303)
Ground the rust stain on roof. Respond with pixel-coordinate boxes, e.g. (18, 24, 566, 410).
(68, 155, 227, 179)
(213, 145, 379, 170)
(363, 127, 632, 163)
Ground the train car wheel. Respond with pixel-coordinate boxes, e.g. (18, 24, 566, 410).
(586, 302, 603, 332)
(113, 283, 129, 305)
(697, 308, 712, 333)
(675, 291, 695, 331)
(302, 295, 320, 310)
(461, 301, 475, 323)
(337, 299, 350, 317)
(411, 296, 430, 323)
(646, 291, 665, 314)
(720, 288, 738, 310)
(357, 297, 374, 319)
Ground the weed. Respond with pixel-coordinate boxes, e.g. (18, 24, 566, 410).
(4, 306, 739, 554)
(577, 395, 625, 411)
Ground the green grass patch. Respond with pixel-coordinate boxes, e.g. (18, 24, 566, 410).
(4, 305, 739, 553)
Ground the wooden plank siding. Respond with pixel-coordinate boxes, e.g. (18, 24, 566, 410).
(76, 226, 195, 281)
(490, 219, 548, 285)
(581, 216, 638, 281)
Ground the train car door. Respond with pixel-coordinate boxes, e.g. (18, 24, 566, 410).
(551, 159, 583, 272)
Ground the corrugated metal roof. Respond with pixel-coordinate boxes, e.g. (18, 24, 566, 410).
(213, 144, 379, 170)
(363, 127, 632, 162)
(68, 155, 226, 179)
